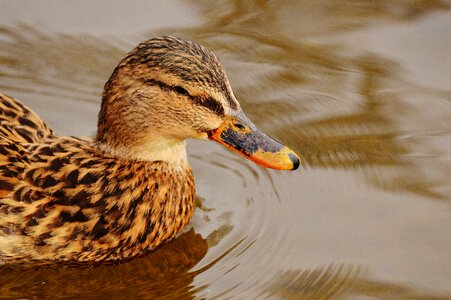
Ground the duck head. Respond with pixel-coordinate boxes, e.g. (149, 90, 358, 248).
(96, 36, 300, 170)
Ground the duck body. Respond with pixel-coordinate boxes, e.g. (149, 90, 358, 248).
(0, 93, 194, 262)
(0, 36, 299, 263)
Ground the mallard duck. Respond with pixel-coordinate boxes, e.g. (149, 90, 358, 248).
(0, 36, 299, 263)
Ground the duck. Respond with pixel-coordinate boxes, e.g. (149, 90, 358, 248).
(0, 36, 300, 263)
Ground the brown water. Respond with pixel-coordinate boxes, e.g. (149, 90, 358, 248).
(1, 0, 451, 299)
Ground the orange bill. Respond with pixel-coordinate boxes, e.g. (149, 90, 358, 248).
(208, 112, 300, 170)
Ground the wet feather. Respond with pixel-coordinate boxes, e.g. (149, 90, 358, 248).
(0, 93, 195, 262)
(0, 36, 276, 263)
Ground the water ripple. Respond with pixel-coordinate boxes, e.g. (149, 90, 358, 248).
(1, 0, 451, 297)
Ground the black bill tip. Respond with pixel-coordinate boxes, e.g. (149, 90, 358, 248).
(289, 153, 300, 170)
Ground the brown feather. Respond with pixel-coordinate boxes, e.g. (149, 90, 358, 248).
(0, 36, 241, 263)
(0, 37, 239, 262)
(0, 104, 195, 262)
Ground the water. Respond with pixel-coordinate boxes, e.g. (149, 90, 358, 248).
(1, 0, 451, 298)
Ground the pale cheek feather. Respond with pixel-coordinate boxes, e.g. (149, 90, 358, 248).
(98, 138, 189, 168)
(0, 36, 233, 263)
(192, 132, 209, 140)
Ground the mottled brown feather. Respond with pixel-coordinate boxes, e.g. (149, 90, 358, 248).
(0, 98, 195, 262)
(0, 36, 241, 263)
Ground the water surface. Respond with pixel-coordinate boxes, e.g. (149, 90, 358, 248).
(1, 0, 451, 299)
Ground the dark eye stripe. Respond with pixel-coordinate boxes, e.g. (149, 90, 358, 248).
(174, 86, 189, 96)
(144, 79, 225, 116)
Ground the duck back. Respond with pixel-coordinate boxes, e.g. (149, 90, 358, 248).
(0, 93, 195, 263)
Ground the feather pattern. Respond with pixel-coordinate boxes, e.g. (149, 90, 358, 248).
(0, 36, 229, 263)
(0, 93, 195, 263)
(0, 36, 224, 263)
(0, 36, 292, 263)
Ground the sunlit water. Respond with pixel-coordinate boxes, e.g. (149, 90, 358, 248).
(1, 0, 451, 299)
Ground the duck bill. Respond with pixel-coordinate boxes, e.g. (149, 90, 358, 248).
(208, 112, 300, 170)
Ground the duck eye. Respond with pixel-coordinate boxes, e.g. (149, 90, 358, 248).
(235, 123, 245, 130)
(174, 86, 189, 96)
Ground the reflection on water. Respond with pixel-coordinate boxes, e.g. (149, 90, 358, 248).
(202, 262, 451, 299)
(154, 0, 451, 201)
(265, 266, 450, 299)
(1, 0, 451, 299)
(0, 229, 207, 299)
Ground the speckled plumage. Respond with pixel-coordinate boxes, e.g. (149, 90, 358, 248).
(0, 36, 298, 263)
(0, 37, 229, 263)
(0, 93, 195, 262)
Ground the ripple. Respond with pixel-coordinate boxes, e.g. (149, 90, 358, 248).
(190, 142, 290, 297)
(1, 1, 451, 297)
(0, 24, 130, 103)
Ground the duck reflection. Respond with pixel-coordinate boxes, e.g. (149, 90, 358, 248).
(0, 229, 207, 299)
(1, 0, 451, 298)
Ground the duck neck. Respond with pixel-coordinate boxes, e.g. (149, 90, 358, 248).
(96, 137, 189, 168)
